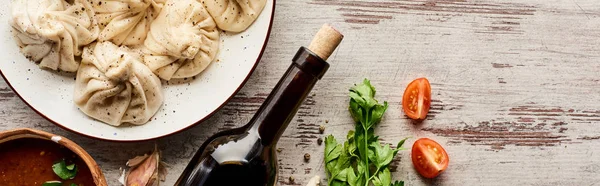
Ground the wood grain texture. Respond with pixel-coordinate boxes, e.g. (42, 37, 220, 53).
(2, 0, 600, 185)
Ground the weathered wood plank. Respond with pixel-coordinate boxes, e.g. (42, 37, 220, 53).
(1, 0, 600, 185)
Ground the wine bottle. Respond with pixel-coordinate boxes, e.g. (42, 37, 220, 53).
(175, 24, 343, 186)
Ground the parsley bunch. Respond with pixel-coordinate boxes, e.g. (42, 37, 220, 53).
(325, 79, 407, 186)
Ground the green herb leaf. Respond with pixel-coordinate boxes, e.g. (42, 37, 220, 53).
(378, 169, 392, 186)
(347, 174, 358, 186)
(393, 138, 409, 157)
(370, 142, 394, 169)
(371, 168, 392, 186)
(325, 135, 350, 186)
(346, 132, 358, 158)
(372, 176, 382, 186)
(397, 138, 408, 148)
(42, 181, 62, 186)
(391, 181, 405, 186)
(333, 168, 349, 182)
(347, 168, 362, 186)
(325, 79, 407, 186)
(66, 164, 75, 171)
(325, 136, 341, 164)
(354, 126, 369, 161)
(334, 149, 351, 175)
(355, 161, 367, 186)
(331, 180, 347, 186)
(52, 160, 78, 180)
(371, 102, 388, 126)
(71, 184, 78, 186)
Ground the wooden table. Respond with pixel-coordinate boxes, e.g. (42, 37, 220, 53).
(2, 0, 600, 185)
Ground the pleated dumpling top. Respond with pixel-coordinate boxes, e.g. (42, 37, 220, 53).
(74, 41, 163, 126)
(203, 0, 267, 32)
(143, 0, 220, 80)
(10, 0, 100, 72)
(92, 0, 165, 46)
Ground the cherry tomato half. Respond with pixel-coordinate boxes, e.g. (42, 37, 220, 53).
(402, 78, 431, 120)
(411, 138, 449, 178)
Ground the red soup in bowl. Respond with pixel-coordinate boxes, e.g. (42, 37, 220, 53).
(0, 128, 107, 186)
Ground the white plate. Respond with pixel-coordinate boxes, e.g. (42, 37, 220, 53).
(0, 0, 275, 141)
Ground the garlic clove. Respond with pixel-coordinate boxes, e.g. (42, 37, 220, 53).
(123, 146, 166, 186)
(127, 154, 150, 167)
(158, 162, 168, 181)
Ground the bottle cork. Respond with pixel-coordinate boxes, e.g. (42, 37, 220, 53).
(308, 24, 344, 61)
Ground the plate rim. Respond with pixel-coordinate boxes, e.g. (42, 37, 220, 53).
(0, 0, 276, 142)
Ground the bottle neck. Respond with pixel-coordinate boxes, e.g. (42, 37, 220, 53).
(248, 47, 329, 146)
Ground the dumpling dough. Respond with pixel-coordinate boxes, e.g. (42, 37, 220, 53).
(10, 0, 100, 72)
(75, 42, 163, 126)
(91, 0, 165, 46)
(144, 0, 220, 80)
(203, 0, 267, 32)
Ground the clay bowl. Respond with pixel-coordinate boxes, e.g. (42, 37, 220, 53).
(0, 128, 107, 186)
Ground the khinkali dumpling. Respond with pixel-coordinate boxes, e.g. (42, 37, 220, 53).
(91, 0, 165, 46)
(74, 42, 163, 126)
(143, 0, 220, 80)
(10, 0, 100, 72)
(203, 0, 267, 32)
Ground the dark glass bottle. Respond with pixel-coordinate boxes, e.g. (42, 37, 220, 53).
(175, 47, 331, 186)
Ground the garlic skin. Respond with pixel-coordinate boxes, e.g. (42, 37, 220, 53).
(121, 146, 167, 186)
(306, 175, 321, 186)
(118, 168, 126, 185)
